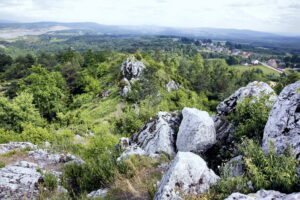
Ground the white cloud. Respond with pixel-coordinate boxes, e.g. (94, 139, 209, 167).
(0, 0, 299, 34)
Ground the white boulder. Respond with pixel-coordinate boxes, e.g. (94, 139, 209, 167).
(176, 108, 216, 153)
(154, 152, 219, 200)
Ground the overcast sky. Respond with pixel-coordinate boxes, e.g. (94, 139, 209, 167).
(0, 0, 299, 34)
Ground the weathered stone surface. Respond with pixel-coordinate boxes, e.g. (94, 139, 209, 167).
(121, 56, 145, 80)
(154, 152, 219, 200)
(117, 144, 148, 161)
(263, 81, 300, 159)
(28, 149, 84, 167)
(120, 56, 146, 96)
(176, 108, 216, 153)
(0, 161, 42, 200)
(224, 190, 300, 200)
(0, 142, 37, 155)
(166, 80, 180, 92)
(131, 112, 181, 156)
(87, 188, 108, 198)
(215, 81, 277, 140)
(222, 155, 244, 178)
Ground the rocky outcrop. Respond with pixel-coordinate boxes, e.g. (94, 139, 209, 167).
(225, 190, 300, 200)
(28, 149, 84, 167)
(0, 142, 84, 199)
(131, 112, 181, 156)
(120, 56, 146, 96)
(154, 152, 219, 200)
(262, 81, 300, 159)
(176, 108, 216, 153)
(0, 161, 42, 200)
(166, 80, 181, 92)
(0, 142, 37, 155)
(222, 155, 244, 178)
(214, 81, 277, 140)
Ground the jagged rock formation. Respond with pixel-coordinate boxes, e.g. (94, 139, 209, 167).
(225, 190, 300, 200)
(0, 142, 37, 155)
(154, 152, 219, 200)
(131, 112, 181, 156)
(262, 81, 300, 159)
(0, 161, 42, 199)
(222, 155, 244, 177)
(120, 56, 146, 96)
(165, 80, 181, 92)
(214, 81, 277, 140)
(176, 108, 216, 153)
(0, 142, 83, 199)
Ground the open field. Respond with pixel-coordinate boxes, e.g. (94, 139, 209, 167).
(232, 65, 281, 75)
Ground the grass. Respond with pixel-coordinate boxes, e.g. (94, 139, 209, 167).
(232, 65, 280, 75)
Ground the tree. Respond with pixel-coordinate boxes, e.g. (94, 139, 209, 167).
(0, 53, 12, 72)
(21, 65, 67, 121)
(226, 56, 240, 65)
(0, 92, 45, 132)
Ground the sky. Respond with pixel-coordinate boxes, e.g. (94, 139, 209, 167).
(0, 0, 299, 34)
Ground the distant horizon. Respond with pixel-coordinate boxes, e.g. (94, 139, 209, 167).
(0, 0, 299, 35)
(1, 20, 300, 37)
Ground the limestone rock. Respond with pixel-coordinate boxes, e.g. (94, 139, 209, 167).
(121, 56, 145, 80)
(120, 56, 146, 96)
(0, 161, 42, 200)
(117, 144, 147, 161)
(222, 155, 244, 178)
(176, 108, 216, 153)
(215, 81, 277, 140)
(87, 188, 108, 198)
(28, 149, 84, 167)
(224, 190, 300, 200)
(0, 142, 37, 155)
(166, 80, 180, 92)
(263, 81, 300, 159)
(131, 112, 181, 156)
(154, 152, 219, 200)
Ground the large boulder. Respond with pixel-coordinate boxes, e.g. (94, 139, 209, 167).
(176, 108, 216, 153)
(262, 81, 300, 159)
(225, 190, 300, 200)
(131, 112, 181, 156)
(0, 161, 42, 199)
(154, 152, 219, 200)
(215, 81, 277, 140)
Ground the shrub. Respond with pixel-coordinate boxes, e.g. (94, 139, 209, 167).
(42, 172, 58, 191)
(0, 161, 5, 168)
(230, 95, 273, 141)
(20, 123, 53, 144)
(240, 139, 299, 192)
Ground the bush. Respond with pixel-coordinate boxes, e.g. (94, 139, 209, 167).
(20, 123, 53, 144)
(230, 95, 273, 141)
(42, 172, 58, 191)
(62, 151, 129, 197)
(240, 139, 299, 192)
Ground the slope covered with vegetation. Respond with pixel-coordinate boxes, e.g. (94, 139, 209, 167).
(0, 37, 299, 199)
